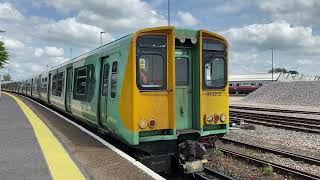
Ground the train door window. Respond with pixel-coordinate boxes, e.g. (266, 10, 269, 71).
(102, 64, 110, 96)
(74, 67, 87, 97)
(258, 83, 263, 86)
(176, 57, 189, 86)
(110, 61, 118, 98)
(229, 83, 233, 86)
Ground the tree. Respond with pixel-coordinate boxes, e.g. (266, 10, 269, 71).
(268, 68, 288, 73)
(2, 73, 11, 81)
(0, 41, 9, 68)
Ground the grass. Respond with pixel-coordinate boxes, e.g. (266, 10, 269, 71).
(263, 165, 273, 176)
(215, 149, 224, 156)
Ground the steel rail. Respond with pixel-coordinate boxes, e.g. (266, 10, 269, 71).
(231, 117, 320, 133)
(230, 110, 320, 125)
(230, 112, 320, 128)
(220, 137, 320, 166)
(194, 167, 235, 180)
(230, 105, 320, 115)
(219, 148, 320, 180)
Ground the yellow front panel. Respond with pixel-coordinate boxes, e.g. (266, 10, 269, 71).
(200, 30, 229, 127)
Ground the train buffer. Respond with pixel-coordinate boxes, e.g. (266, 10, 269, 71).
(0, 93, 164, 180)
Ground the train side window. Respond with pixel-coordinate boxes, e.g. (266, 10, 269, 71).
(73, 65, 95, 101)
(74, 67, 87, 98)
(111, 61, 118, 98)
(102, 64, 110, 96)
(56, 72, 64, 96)
(52, 74, 57, 95)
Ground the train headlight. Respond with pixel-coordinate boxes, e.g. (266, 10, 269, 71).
(220, 114, 226, 122)
(139, 119, 147, 129)
(207, 115, 213, 123)
(214, 114, 220, 123)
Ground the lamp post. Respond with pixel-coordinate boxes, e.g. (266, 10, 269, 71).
(100, 31, 105, 45)
(270, 48, 274, 81)
(168, 0, 171, 26)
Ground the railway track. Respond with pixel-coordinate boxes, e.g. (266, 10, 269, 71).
(230, 105, 320, 115)
(220, 137, 320, 166)
(194, 167, 235, 180)
(230, 111, 320, 133)
(218, 147, 320, 180)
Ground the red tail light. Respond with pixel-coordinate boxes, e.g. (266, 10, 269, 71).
(149, 119, 156, 128)
(214, 114, 219, 123)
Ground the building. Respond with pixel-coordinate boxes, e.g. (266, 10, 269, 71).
(229, 73, 319, 94)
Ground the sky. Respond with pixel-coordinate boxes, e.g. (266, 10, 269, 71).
(1, 0, 320, 80)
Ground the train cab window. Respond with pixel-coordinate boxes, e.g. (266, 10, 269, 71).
(136, 35, 167, 90)
(139, 54, 164, 88)
(202, 39, 227, 89)
(102, 64, 110, 96)
(204, 57, 225, 88)
(111, 61, 118, 98)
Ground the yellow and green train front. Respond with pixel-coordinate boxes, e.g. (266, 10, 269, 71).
(119, 27, 229, 146)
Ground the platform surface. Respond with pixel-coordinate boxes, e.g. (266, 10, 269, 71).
(0, 93, 51, 179)
(0, 93, 157, 180)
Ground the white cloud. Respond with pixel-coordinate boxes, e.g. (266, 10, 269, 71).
(44, 47, 64, 57)
(3, 39, 25, 50)
(258, 0, 320, 27)
(223, 21, 320, 53)
(38, 17, 113, 48)
(34, 47, 64, 57)
(34, 48, 44, 57)
(175, 11, 199, 27)
(0, 3, 24, 21)
(38, 0, 167, 33)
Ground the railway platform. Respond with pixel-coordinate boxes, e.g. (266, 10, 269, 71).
(0, 92, 163, 180)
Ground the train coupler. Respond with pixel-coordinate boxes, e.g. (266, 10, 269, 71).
(178, 140, 208, 173)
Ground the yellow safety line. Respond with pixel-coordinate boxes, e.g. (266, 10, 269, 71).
(4, 92, 85, 180)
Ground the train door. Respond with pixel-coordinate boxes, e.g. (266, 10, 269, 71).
(65, 67, 73, 112)
(99, 56, 110, 127)
(175, 49, 193, 130)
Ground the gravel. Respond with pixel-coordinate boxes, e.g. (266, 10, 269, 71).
(217, 142, 320, 177)
(242, 81, 320, 106)
(225, 124, 320, 159)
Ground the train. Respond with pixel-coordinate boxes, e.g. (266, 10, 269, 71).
(2, 26, 229, 174)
